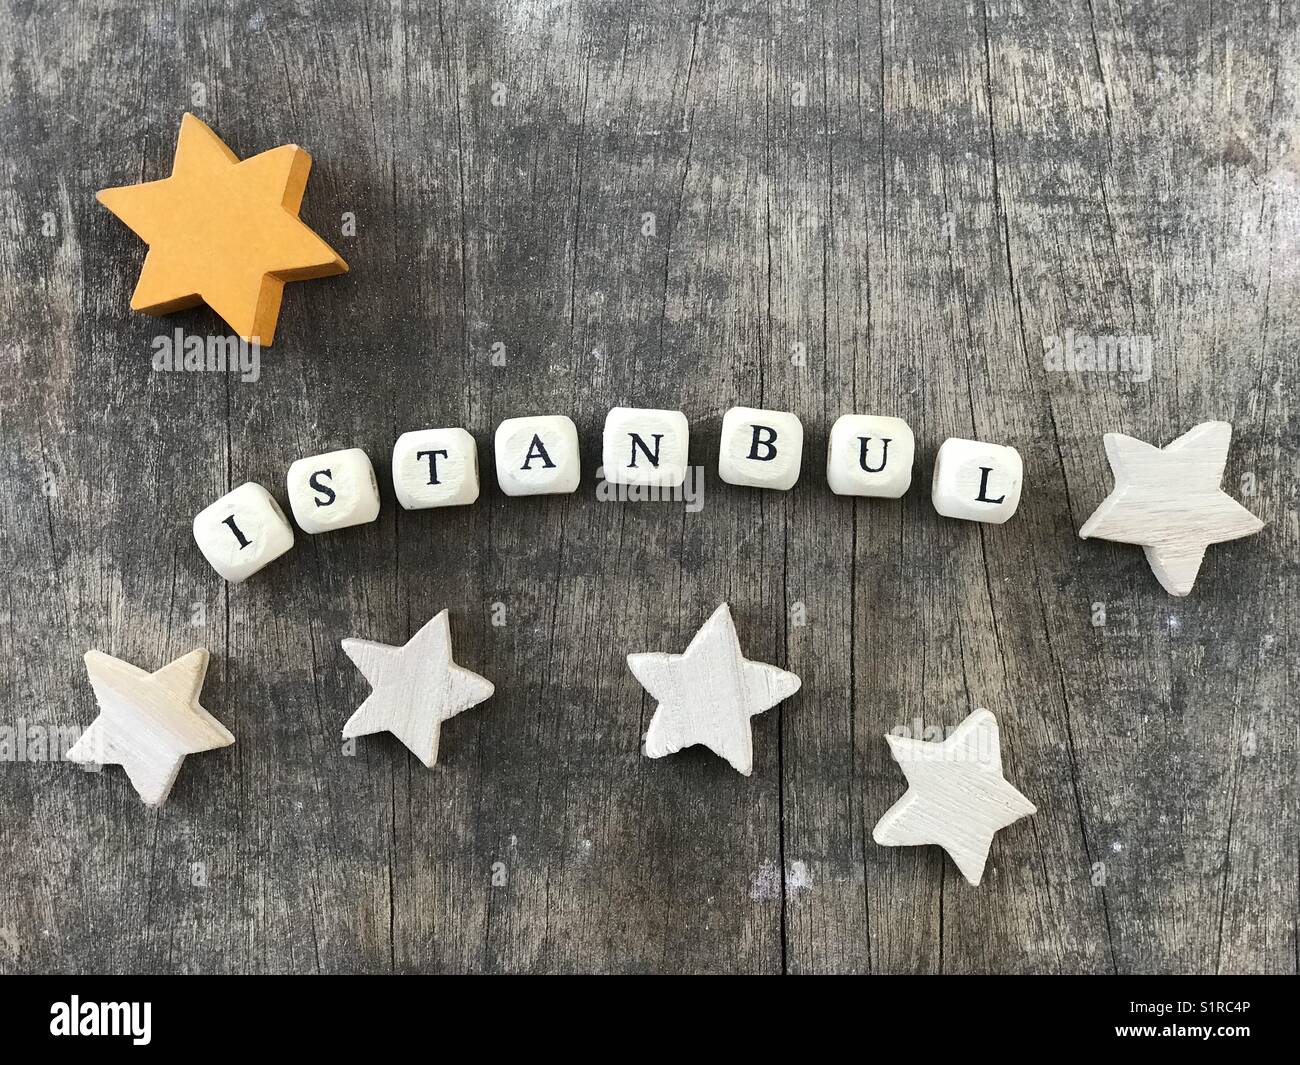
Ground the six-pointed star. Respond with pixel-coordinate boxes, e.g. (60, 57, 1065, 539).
(67, 648, 234, 806)
(1078, 421, 1264, 596)
(341, 610, 495, 767)
(628, 603, 801, 776)
(97, 112, 347, 344)
(873, 708, 1036, 886)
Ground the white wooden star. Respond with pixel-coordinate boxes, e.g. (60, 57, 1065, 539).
(341, 610, 494, 767)
(67, 648, 234, 806)
(872, 708, 1036, 886)
(1078, 421, 1264, 596)
(628, 603, 800, 776)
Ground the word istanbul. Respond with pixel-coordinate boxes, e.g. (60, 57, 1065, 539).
(193, 406, 1024, 582)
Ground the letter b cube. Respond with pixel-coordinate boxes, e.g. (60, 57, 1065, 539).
(718, 406, 803, 490)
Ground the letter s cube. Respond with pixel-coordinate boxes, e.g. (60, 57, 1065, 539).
(286, 447, 381, 533)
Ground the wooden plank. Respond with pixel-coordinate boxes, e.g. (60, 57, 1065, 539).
(0, 0, 1293, 974)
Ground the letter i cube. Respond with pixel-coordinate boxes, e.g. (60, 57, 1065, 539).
(193, 482, 295, 582)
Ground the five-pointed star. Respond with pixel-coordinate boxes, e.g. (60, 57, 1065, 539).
(1078, 421, 1264, 596)
(97, 112, 347, 345)
(67, 648, 234, 806)
(872, 709, 1035, 886)
(628, 603, 801, 776)
(341, 610, 494, 767)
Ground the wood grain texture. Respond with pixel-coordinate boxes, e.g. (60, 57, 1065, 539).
(0, 0, 1295, 974)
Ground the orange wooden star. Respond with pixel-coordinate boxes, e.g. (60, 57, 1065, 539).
(97, 113, 348, 346)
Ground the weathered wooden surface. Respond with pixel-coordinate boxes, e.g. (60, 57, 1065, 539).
(0, 0, 1295, 974)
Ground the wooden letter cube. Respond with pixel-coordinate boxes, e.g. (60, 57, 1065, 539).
(495, 415, 581, 496)
(286, 447, 381, 533)
(392, 428, 480, 509)
(827, 415, 914, 498)
(718, 406, 803, 490)
(931, 438, 1024, 523)
(193, 481, 295, 583)
(601, 407, 690, 487)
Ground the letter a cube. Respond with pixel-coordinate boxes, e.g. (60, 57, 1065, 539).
(495, 415, 581, 496)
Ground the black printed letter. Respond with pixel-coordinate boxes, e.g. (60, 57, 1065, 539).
(747, 425, 778, 461)
(522, 435, 557, 470)
(857, 436, 892, 473)
(974, 466, 1005, 504)
(417, 448, 449, 485)
(221, 515, 251, 549)
(309, 469, 336, 507)
(628, 433, 664, 469)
